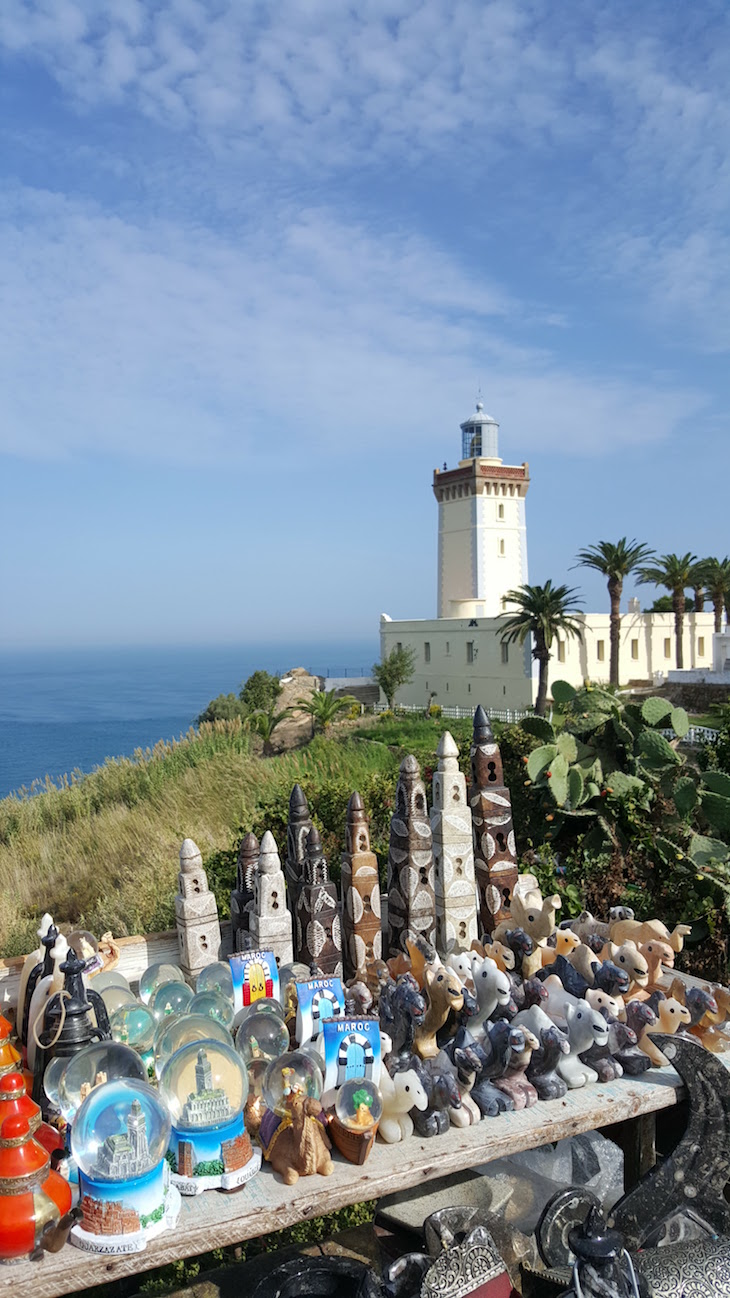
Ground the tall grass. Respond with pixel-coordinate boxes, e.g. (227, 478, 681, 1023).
(0, 720, 405, 958)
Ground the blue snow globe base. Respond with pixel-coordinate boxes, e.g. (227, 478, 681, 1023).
(168, 1112, 260, 1196)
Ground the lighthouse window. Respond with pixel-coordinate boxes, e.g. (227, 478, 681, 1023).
(498, 503, 504, 519)
(501, 643, 509, 664)
(596, 641, 605, 661)
(664, 638, 671, 658)
(499, 538, 505, 556)
(466, 641, 474, 664)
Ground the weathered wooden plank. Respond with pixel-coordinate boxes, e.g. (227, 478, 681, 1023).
(2, 1068, 684, 1298)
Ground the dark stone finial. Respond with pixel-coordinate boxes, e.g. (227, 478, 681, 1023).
(237, 831, 260, 891)
(472, 705, 493, 743)
(289, 784, 309, 817)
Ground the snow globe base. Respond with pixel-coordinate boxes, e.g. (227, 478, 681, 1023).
(168, 1113, 261, 1195)
(72, 1160, 181, 1254)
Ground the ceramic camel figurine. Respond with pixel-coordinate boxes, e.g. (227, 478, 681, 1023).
(609, 916, 692, 955)
(264, 1092, 334, 1185)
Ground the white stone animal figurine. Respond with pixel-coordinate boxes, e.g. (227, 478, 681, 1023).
(469, 953, 512, 1030)
(558, 1002, 609, 1088)
(445, 951, 473, 985)
(17, 913, 53, 1044)
(585, 988, 620, 1020)
(378, 1068, 428, 1143)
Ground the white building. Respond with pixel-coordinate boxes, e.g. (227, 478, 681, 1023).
(380, 403, 718, 711)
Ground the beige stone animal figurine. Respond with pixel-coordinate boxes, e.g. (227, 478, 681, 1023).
(493, 885, 561, 948)
(540, 929, 581, 968)
(609, 916, 691, 955)
(566, 943, 601, 984)
(599, 941, 649, 997)
(471, 938, 515, 974)
(263, 1091, 334, 1185)
(414, 963, 465, 1059)
(638, 996, 691, 1067)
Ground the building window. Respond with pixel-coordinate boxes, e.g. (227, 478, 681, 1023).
(664, 638, 671, 659)
(557, 641, 565, 663)
(468, 683, 471, 692)
(698, 636, 705, 656)
(498, 503, 504, 519)
(499, 538, 505, 556)
(445, 641, 450, 655)
(466, 641, 474, 664)
(396, 642, 402, 652)
(596, 640, 605, 662)
(631, 639, 639, 660)
(501, 642, 509, 664)
(424, 642, 431, 663)
(446, 682, 449, 692)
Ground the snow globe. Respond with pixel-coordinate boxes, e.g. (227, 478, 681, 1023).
(91, 969, 130, 995)
(151, 980, 194, 1021)
(330, 1078, 382, 1164)
(110, 1004, 157, 1077)
(70, 1078, 179, 1254)
(59, 1041, 147, 1123)
(139, 963, 185, 1006)
(99, 984, 137, 1016)
(232, 996, 285, 1038)
(236, 1012, 290, 1069)
(153, 1013, 231, 1081)
(158, 1039, 259, 1195)
(188, 990, 235, 1030)
(196, 962, 234, 1002)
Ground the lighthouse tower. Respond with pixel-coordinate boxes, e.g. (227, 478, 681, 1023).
(432, 403, 529, 618)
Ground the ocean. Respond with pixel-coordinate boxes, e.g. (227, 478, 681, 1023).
(0, 642, 378, 799)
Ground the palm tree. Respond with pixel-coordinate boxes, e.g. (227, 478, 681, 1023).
(251, 705, 292, 757)
(688, 559, 708, 612)
(296, 690, 358, 736)
(574, 538, 654, 687)
(638, 553, 697, 669)
(499, 581, 584, 716)
(702, 557, 730, 633)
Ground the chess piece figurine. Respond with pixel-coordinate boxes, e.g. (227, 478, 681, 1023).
(294, 828, 342, 978)
(468, 706, 518, 933)
(249, 832, 294, 967)
(341, 791, 382, 980)
(17, 914, 54, 1050)
(174, 838, 222, 984)
(386, 754, 436, 956)
(231, 831, 259, 952)
(430, 732, 479, 957)
(26, 934, 69, 1074)
(286, 784, 313, 913)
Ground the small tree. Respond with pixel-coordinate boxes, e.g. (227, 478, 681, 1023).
(499, 581, 584, 716)
(239, 670, 281, 714)
(702, 556, 730, 633)
(297, 690, 359, 735)
(372, 646, 416, 710)
(251, 705, 291, 757)
(196, 692, 246, 725)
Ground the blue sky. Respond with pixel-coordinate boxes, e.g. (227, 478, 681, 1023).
(1, 1, 728, 648)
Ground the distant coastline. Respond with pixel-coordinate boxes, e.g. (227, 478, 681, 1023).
(0, 641, 377, 798)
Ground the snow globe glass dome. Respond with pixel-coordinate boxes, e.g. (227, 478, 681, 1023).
(110, 1004, 157, 1074)
(100, 985, 138, 1016)
(139, 963, 185, 1006)
(330, 1078, 383, 1165)
(153, 1013, 231, 1081)
(263, 1051, 321, 1117)
(92, 969, 131, 994)
(158, 1040, 259, 1195)
(195, 963, 234, 1002)
(59, 1041, 147, 1122)
(232, 997, 284, 1037)
(69, 1078, 179, 1254)
(151, 981, 194, 1021)
(236, 1013, 290, 1069)
(188, 991, 235, 1031)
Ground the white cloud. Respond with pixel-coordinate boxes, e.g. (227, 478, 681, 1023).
(0, 185, 704, 469)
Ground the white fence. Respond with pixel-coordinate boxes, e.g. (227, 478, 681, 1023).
(372, 702, 532, 723)
(661, 726, 719, 745)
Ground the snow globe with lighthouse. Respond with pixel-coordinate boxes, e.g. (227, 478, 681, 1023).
(158, 1038, 260, 1195)
(70, 1078, 180, 1254)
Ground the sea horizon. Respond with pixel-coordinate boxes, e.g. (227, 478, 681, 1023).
(0, 640, 378, 799)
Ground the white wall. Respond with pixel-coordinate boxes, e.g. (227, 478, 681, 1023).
(379, 615, 534, 711)
(436, 464, 529, 619)
(554, 612, 717, 688)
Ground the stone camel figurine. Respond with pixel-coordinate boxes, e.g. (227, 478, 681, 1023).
(264, 1091, 334, 1185)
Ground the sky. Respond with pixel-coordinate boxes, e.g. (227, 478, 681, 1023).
(1, 0, 729, 649)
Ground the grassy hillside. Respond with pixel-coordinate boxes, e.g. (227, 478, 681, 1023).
(0, 716, 429, 957)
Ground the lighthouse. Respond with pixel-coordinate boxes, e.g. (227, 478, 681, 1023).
(432, 402, 529, 619)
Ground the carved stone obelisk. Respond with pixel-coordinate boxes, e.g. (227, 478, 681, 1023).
(230, 831, 259, 953)
(294, 827, 342, 978)
(250, 831, 294, 967)
(431, 732, 478, 956)
(175, 838, 222, 983)
(285, 784, 313, 914)
(341, 791, 382, 979)
(468, 706, 518, 934)
(386, 754, 436, 956)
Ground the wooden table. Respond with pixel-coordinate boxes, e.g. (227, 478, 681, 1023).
(5, 1064, 686, 1298)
